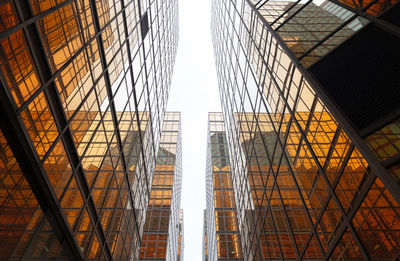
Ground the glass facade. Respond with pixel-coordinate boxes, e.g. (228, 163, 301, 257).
(211, 0, 400, 260)
(140, 112, 183, 261)
(203, 210, 208, 261)
(205, 113, 243, 260)
(253, 0, 369, 68)
(177, 209, 184, 261)
(0, 0, 178, 260)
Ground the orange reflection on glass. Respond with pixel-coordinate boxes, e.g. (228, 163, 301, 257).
(365, 118, 400, 163)
(37, 3, 83, 71)
(43, 139, 73, 199)
(0, 129, 38, 258)
(69, 110, 99, 155)
(140, 115, 179, 259)
(56, 49, 92, 107)
(335, 148, 368, 212)
(261, 210, 281, 258)
(325, 128, 351, 184)
(30, 0, 69, 14)
(140, 234, 168, 258)
(352, 178, 400, 259)
(74, 208, 95, 256)
(21, 92, 59, 159)
(336, 0, 398, 16)
(303, 234, 323, 260)
(0, 24, 41, 107)
(306, 110, 338, 166)
(330, 228, 362, 260)
(60, 177, 84, 228)
(217, 234, 242, 258)
(87, 233, 101, 259)
(0, 129, 64, 259)
(214, 190, 235, 209)
(317, 198, 342, 252)
(0, 2, 18, 30)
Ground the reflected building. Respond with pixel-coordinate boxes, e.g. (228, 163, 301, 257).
(211, 0, 400, 260)
(205, 113, 243, 260)
(0, 0, 178, 260)
(140, 112, 183, 261)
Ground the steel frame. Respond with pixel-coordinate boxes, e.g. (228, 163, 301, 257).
(211, 0, 400, 259)
(244, 0, 400, 208)
(0, 0, 177, 259)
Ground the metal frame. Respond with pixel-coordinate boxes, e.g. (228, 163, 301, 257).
(211, 0, 400, 259)
(0, 0, 179, 259)
(0, 77, 84, 261)
(13, 0, 115, 259)
(205, 114, 244, 260)
(244, 0, 400, 208)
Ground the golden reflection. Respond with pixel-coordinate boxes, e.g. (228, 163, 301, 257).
(0, 0, 167, 259)
(208, 116, 243, 259)
(0, 27, 41, 107)
(140, 114, 180, 260)
(352, 178, 400, 259)
(0, 129, 66, 259)
(335, 0, 398, 16)
(365, 118, 400, 164)
(236, 111, 370, 257)
(21, 93, 59, 159)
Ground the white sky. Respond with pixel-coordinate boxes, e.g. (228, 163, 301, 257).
(167, 0, 220, 259)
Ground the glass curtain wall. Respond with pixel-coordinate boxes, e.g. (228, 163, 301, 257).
(177, 209, 184, 261)
(206, 113, 243, 261)
(203, 210, 209, 261)
(211, 0, 400, 260)
(140, 112, 183, 261)
(0, 0, 179, 260)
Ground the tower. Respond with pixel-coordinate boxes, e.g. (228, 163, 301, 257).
(140, 112, 183, 261)
(205, 113, 243, 260)
(0, 0, 179, 260)
(211, 0, 400, 259)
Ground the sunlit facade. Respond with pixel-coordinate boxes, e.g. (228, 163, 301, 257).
(211, 0, 400, 260)
(0, 0, 178, 260)
(140, 112, 183, 261)
(205, 113, 243, 260)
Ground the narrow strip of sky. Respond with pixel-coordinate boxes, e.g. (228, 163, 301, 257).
(167, 0, 221, 259)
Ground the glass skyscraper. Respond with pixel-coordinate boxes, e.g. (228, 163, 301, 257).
(177, 209, 184, 261)
(211, 0, 400, 260)
(203, 210, 208, 261)
(140, 112, 183, 261)
(0, 0, 178, 260)
(205, 113, 243, 260)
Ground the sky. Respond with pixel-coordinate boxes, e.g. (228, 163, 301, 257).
(166, 0, 220, 259)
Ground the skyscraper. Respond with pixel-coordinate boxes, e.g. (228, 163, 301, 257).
(0, 0, 178, 260)
(205, 113, 243, 260)
(177, 209, 184, 261)
(202, 210, 208, 261)
(140, 112, 183, 261)
(211, 0, 400, 260)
